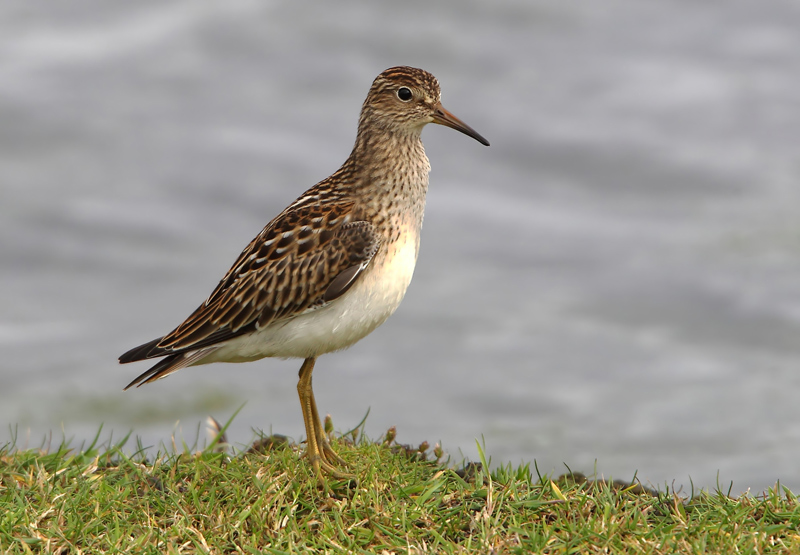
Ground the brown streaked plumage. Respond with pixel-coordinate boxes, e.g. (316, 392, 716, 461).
(120, 66, 489, 480)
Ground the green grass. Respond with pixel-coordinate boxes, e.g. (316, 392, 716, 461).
(2, 425, 800, 554)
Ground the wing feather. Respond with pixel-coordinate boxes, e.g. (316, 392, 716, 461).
(119, 200, 381, 363)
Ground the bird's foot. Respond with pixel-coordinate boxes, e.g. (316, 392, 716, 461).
(305, 437, 355, 481)
(320, 436, 349, 468)
(308, 454, 356, 481)
(306, 452, 355, 481)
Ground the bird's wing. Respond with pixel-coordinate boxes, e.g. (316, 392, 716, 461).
(119, 200, 381, 363)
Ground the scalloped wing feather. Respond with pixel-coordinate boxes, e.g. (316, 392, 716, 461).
(119, 199, 381, 364)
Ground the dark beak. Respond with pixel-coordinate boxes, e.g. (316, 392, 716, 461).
(432, 104, 490, 146)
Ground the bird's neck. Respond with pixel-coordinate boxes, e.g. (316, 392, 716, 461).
(348, 123, 431, 189)
(343, 122, 430, 233)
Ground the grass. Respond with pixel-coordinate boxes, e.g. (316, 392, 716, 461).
(2, 422, 800, 554)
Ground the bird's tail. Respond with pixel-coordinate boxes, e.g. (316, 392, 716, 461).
(123, 347, 219, 390)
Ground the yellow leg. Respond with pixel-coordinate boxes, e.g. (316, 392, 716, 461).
(308, 379, 349, 468)
(297, 357, 354, 479)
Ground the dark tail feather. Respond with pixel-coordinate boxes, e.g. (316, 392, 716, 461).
(124, 354, 181, 390)
(119, 337, 165, 364)
(123, 347, 220, 390)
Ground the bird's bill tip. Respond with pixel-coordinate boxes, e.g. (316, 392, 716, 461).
(432, 105, 490, 146)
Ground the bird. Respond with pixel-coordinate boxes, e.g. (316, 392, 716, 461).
(120, 66, 489, 479)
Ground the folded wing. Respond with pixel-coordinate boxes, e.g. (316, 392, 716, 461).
(120, 199, 381, 387)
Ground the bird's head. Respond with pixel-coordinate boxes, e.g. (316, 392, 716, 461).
(360, 66, 489, 146)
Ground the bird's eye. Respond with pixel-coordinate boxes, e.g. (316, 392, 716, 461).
(397, 87, 413, 101)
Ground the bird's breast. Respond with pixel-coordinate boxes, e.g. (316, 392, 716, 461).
(302, 224, 420, 353)
(360, 225, 420, 312)
(212, 225, 421, 361)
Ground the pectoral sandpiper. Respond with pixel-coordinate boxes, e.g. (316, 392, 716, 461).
(120, 66, 489, 479)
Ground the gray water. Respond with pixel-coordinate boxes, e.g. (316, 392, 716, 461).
(2, 0, 800, 494)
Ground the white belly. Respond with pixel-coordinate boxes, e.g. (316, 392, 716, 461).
(205, 232, 419, 362)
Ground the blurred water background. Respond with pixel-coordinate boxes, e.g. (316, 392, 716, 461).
(2, 0, 800, 494)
